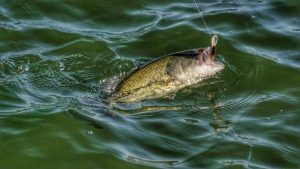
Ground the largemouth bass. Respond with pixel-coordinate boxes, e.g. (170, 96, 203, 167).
(112, 35, 224, 103)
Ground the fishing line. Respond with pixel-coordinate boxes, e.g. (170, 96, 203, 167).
(193, 0, 212, 37)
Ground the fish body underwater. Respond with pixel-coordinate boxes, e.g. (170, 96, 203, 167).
(111, 35, 224, 103)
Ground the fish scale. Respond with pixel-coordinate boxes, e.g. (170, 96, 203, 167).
(116, 56, 172, 93)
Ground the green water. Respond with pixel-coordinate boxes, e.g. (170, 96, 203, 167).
(1, 0, 300, 169)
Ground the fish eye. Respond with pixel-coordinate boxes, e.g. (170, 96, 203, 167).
(197, 49, 204, 54)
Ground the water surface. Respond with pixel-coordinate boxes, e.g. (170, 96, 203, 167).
(0, 0, 300, 169)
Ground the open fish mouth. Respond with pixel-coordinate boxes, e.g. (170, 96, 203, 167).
(196, 48, 209, 65)
(196, 35, 218, 65)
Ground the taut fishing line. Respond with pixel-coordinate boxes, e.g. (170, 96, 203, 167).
(193, 0, 212, 37)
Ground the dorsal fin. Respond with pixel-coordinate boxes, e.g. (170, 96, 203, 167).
(168, 49, 200, 58)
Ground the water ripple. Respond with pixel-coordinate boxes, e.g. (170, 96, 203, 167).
(1, 1, 300, 169)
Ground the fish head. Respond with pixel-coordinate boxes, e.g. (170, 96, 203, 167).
(183, 35, 224, 82)
(167, 35, 224, 83)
